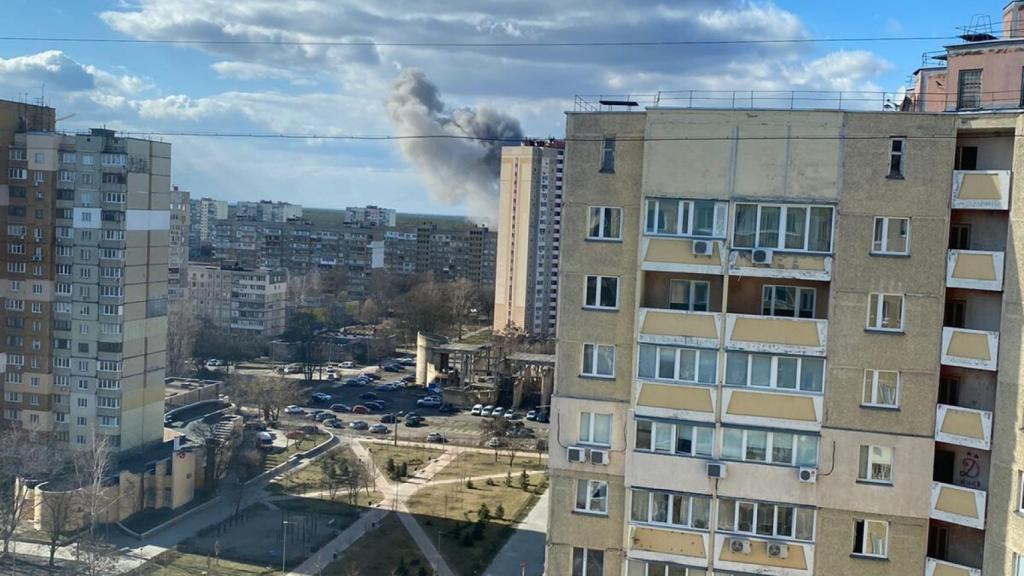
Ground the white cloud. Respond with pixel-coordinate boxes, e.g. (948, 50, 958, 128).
(211, 61, 314, 85)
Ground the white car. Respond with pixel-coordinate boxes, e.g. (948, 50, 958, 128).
(284, 405, 305, 415)
(491, 406, 504, 418)
(340, 361, 355, 369)
(470, 404, 483, 416)
(482, 405, 494, 417)
(416, 396, 441, 408)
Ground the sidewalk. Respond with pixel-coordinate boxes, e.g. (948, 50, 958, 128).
(483, 490, 549, 576)
(287, 508, 388, 576)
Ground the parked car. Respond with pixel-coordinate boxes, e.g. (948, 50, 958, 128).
(325, 419, 344, 429)
(481, 405, 494, 417)
(427, 432, 448, 443)
(364, 401, 386, 411)
(340, 361, 355, 368)
(416, 396, 441, 408)
(399, 357, 416, 366)
(311, 392, 332, 403)
(244, 420, 268, 431)
(380, 414, 397, 423)
(365, 373, 381, 381)
(471, 404, 484, 416)
(401, 374, 416, 383)
(526, 410, 538, 421)
(491, 406, 504, 418)
(504, 410, 517, 419)
(535, 412, 550, 424)
(383, 364, 402, 372)
(349, 420, 369, 430)
(284, 405, 305, 415)
(314, 412, 334, 422)
(330, 403, 351, 413)
(439, 403, 457, 414)
(359, 392, 379, 401)
(351, 405, 371, 414)
(256, 431, 274, 450)
(370, 423, 389, 434)
(485, 437, 504, 448)
(379, 383, 399, 392)
(404, 414, 425, 427)
(344, 378, 363, 387)
(508, 426, 534, 438)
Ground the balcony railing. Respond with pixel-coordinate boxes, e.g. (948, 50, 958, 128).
(951, 170, 1011, 210)
(947, 250, 1004, 291)
(725, 314, 827, 357)
(641, 237, 725, 275)
(629, 525, 708, 562)
(935, 404, 992, 450)
(713, 534, 813, 576)
(925, 557, 981, 576)
(930, 482, 986, 529)
(639, 308, 721, 349)
(941, 327, 999, 371)
(722, 388, 822, 430)
(728, 251, 833, 282)
(573, 90, 907, 112)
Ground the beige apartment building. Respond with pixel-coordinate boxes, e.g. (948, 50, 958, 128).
(187, 263, 288, 337)
(494, 140, 564, 337)
(547, 7, 1024, 576)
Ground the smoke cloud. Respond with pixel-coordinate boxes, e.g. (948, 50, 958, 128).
(387, 69, 523, 222)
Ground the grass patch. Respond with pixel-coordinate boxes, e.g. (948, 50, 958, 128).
(366, 443, 444, 481)
(262, 432, 327, 471)
(406, 473, 546, 576)
(323, 513, 430, 576)
(433, 449, 547, 482)
(121, 493, 214, 534)
(127, 550, 276, 576)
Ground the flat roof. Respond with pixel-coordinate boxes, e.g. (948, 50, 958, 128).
(436, 342, 491, 353)
(507, 352, 556, 365)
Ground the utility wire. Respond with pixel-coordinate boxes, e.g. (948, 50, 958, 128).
(0, 34, 961, 48)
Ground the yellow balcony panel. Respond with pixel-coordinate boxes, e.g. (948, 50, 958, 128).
(935, 404, 992, 450)
(930, 481, 986, 529)
(941, 327, 999, 371)
(723, 389, 822, 430)
(713, 534, 813, 576)
(641, 237, 725, 274)
(951, 170, 1010, 210)
(639, 309, 721, 349)
(926, 557, 981, 576)
(725, 314, 827, 357)
(728, 250, 832, 282)
(637, 383, 715, 417)
(630, 525, 707, 560)
(947, 250, 1004, 292)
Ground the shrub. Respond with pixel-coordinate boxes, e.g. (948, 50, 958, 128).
(494, 503, 505, 520)
(478, 503, 491, 522)
(465, 478, 475, 489)
(520, 469, 530, 489)
(485, 477, 496, 486)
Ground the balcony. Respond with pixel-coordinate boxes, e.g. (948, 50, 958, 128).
(946, 250, 1004, 292)
(641, 237, 725, 275)
(925, 557, 981, 576)
(713, 534, 813, 576)
(639, 308, 721, 349)
(725, 314, 827, 357)
(951, 170, 1010, 210)
(628, 525, 708, 563)
(722, 388, 822, 430)
(930, 482, 986, 529)
(935, 404, 992, 450)
(728, 251, 833, 282)
(635, 382, 715, 421)
(941, 327, 999, 371)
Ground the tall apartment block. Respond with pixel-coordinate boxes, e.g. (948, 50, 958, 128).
(186, 263, 287, 337)
(188, 196, 227, 258)
(493, 140, 564, 337)
(236, 200, 302, 222)
(548, 8, 1024, 576)
(345, 204, 397, 228)
(2, 108, 170, 453)
(168, 186, 190, 300)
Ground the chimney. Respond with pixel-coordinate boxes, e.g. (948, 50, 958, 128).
(1004, 0, 1024, 38)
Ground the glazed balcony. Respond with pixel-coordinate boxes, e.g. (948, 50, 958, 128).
(941, 327, 999, 371)
(950, 170, 1010, 210)
(641, 236, 725, 275)
(925, 557, 981, 576)
(935, 404, 992, 450)
(930, 482, 986, 529)
(946, 250, 1004, 292)
(725, 314, 827, 357)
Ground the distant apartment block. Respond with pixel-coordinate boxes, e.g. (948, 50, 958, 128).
(168, 186, 189, 300)
(493, 140, 563, 337)
(236, 200, 302, 222)
(187, 264, 287, 337)
(345, 204, 397, 227)
(188, 196, 227, 258)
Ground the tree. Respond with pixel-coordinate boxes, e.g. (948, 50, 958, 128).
(191, 418, 242, 492)
(357, 299, 382, 325)
(231, 375, 304, 423)
(226, 446, 263, 518)
(37, 449, 77, 567)
(478, 417, 512, 462)
(72, 434, 119, 576)
(446, 279, 478, 340)
(0, 428, 51, 561)
(284, 311, 329, 381)
(392, 278, 453, 342)
(166, 300, 199, 377)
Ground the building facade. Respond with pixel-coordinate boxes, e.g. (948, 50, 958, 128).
(1, 111, 170, 454)
(493, 140, 564, 337)
(344, 204, 397, 228)
(236, 200, 302, 222)
(188, 196, 227, 259)
(168, 186, 189, 300)
(187, 263, 287, 337)
(547, 16, 1024, 573)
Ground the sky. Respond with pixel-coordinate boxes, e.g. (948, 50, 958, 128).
(0, 1, 989, 217)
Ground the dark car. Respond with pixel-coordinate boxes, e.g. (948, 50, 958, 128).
(438, 403, 457, 414)
(365, 373, 381, 381)
(535, 412, 550, 424)
(383, 364, 401, 372)
(380, 414, 397, 423)
(359, 392, 379, 401)
(402, 374, 416, 383)
(330, 403, 351, 413)
(325, 419, 344, 429)
(404, 414, 425, 427)
(365, 401, 386, 411)
(345, 378, 364, 387)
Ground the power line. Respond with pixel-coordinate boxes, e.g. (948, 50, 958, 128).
(0, 34, 961, 48)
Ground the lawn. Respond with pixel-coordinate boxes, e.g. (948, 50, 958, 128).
(406, 473, 547, 576)
(433, 448, 548, 482)
(323, 513, 431, 576)
(262, 431, 327, 471)
(127, 550, 276, 576)
(365, 443, 444, 480)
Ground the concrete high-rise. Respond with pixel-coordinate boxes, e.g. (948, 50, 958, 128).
(168, 186, 190, 300)
(493, 140, 564, 337)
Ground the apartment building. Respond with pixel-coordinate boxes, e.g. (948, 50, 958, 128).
(236, 200, 302, 222)
(168, 186, 189, 300)
(548, 10, 1024, 575)
(188, 196, 227, 258)
(493, 140, 564, 337)
(414, 222, 497, 287)
(1, 113, 170, 453)
(344, 204, 397, 227)
(186, 263, 287, 337)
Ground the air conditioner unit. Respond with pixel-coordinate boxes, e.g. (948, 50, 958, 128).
(729, 539, 751, 554)
(751, 248, 774, 265)
(567, 446, 587, 463)
(692, 240, 714, 256)
(589, 449, 609, 465)
(798, 467, 818, 484)
(706, 461, 727, 479)
(767, 542, 790, 559)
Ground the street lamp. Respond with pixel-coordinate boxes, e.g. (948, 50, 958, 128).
(281, 520, 290, 573)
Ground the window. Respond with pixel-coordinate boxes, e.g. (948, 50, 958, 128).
(7, 168, 26, 180)
(722, 428, 818, 467)
(718, 498, 815, 541)
(600, 137, 615, 172)
(949, 224, 971, 250)
(572, 548, 604, 576)
(733, 203, 834, 253)
(1015, 553, 1024, 576)
(944, 300, 966, 329)
(579, 412, 612, 446)
(588, 207, 622, 240)
(872, 217, 910, 255)
(853, 519, 889, 558)
(9, 149, 26, 160)
(99, 415, 120, 427)
(582, 344, 615, 378)
(725, 352, 824, 393)
(584, 275, 618, 310)
(862, 370, 899, 408)
(82, 154, 94, 166)
(957, 69, 982, 110)
(867, 294, 904, 332)
(634, 419, 714, 458)
(575, 479, 608, 514)
(956, 145, 979, 171)
(638, 344, 717, 385)
(644, 198, 727, 238)
(761, 285, 816, 318)
(858, 445, 893, 484)
(630, 489, 710, 529)
(669, 280, 709, 312)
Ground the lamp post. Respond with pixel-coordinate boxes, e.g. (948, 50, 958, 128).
(281, 520, 290, 573)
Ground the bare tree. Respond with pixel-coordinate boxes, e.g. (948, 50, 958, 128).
(191, 422, 238, 492)
(0, 428, 51, 560)
(72, 434, 118, 576)
(166, 300, 199, 377)
(38, 473, 77, 567)
(393, 279, 453, 342)
(446, 279, 478, 340)
(232, 375, 304, 423)
(226, 446, 263, 518)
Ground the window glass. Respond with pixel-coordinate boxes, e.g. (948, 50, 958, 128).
(808, 207, 833, 252)
(697, 351, 716, 384)
(776, 506, 795, 538)
(737, 502, 755, 532)
(723, 428, 743, 460)
(631, 490, 649, 521)
(784, 206, 807, 249)
(796, 436, 819, 467)
(675, 425, 692, 454)
(695, 427, 714, 457)
(772, 432, 794, 464)
(654, 422, 673, 453)
(604, 208, 622, 239)
(593, 414, 611, 445)
(636, 420, 652, 450)
(777, 357, 798, 389)
(672, 495, 690, 526)
(658, 348, 676, 379)
(600, 277, 617, 308)
(669, 280, 690, 310)
(652, 493, 669, 523)
(796, 508, 815, 540)
(678, 349, 696, 382)
(751, 355, 772, 387)
(596, 346, 614, 376)
(726, 352, 748, 385)
(657, 200, 678, 235)
(756, 505, 774, 536)
(691, 497, 710, 529)
(693, 201, 716, 236)
(734, 205, 756, 248)
(638, 345, 656, 379)
(758, 207, 781, 249)
(589, 207, 603, 238)
(800, 358, 824, 392)
(745, 430, 768, 462)
(718, 499, 736, 530)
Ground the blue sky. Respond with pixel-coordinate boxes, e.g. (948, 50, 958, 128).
(0, 1, 988, 217)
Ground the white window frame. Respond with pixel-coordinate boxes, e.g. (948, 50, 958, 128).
(572, 547, 604, 576)
(587, 206, 623, 241)
(575, 479, 609, 515)
(862, 370, 900, 409)
(853, 519, 889, 559)
(7, 168, 26, 180)
(581, 343, 615, 378)
(733, 203, 835, 253)
(629, 488, 711, 530)
(717, 498, 816, 542)
(858, 445, 894, 485)
(638, 344, 717, 386)
(725, 352, 825, 393)
(888, 138, 906, 178)
(669, 279, 710, 312)
(634, 419, 714, 458)
(584, 275, 619, 310)
(579, 411, 612, 447)
(867, 293, 905, 332)
(761, 285, 816, 318)
(871, 217, 910, 255)
(600, 137, 615, 172)
(644, 198, 728, 238)
(721, 427, 819, 467)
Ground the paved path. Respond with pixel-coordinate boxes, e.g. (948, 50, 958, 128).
(483, 490, 549, 576)
(286, 507, 388, 576)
